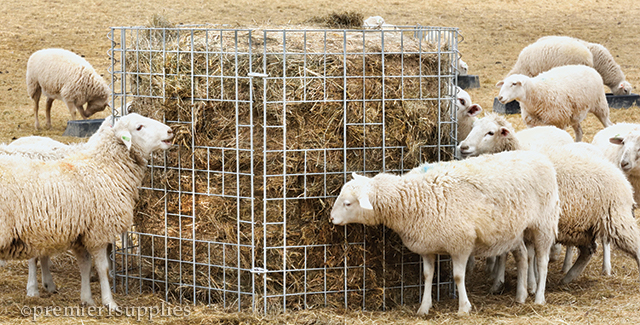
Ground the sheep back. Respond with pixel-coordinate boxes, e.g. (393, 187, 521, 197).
(508, 36, 593, 77)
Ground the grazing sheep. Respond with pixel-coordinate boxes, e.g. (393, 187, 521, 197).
(26, 48, 111, 130)
(455, 86, 482, 142)
(508, 36, 593, 78)
(0, 113, 173, 309)
(508, 36, 632, 95)
(583, 41, 633, 95)
(458, 58, 469, 76)
(460, 113, 640, 283)
(496, 64, 613, 142)
(592, 123, 640, 204)
(331, 150, 560, 315)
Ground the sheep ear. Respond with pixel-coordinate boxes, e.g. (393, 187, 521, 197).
(609, 136, 624, 145)
(358, 192, 374, 210)
(495, 81, 504, 87)
(467, 104, 482, 117)
(500, 127, 510, 137)
(116, 129, 133, 150)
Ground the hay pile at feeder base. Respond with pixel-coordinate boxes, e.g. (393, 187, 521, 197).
(123, 20, 455, 311)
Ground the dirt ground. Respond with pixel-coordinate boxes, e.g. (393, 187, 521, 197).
(1, 0, 640, 323)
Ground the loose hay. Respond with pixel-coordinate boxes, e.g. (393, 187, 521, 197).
(117, 23, 457, 311)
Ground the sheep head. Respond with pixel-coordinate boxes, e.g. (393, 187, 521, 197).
(112, 113, 174, 158)
(496, 74, 528, 104)
(610, 130, 640, 174)
(330, 173, 378, 226)
(458, 113, 514, 158)
(613, 81, 633, 96)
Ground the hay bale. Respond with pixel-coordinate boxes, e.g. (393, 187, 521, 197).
(121, 24, 455, 311)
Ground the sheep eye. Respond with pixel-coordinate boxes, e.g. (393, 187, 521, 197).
(136, 125, 144, 131)
(344, 201, 351, 207)
(487, 131, 494, 136)
(458, 98, 466, 106)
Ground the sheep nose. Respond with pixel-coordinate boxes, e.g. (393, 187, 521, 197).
(459, 144, 469, 152)
(621, 161, 630, 170)
(497, 96, 503, 102)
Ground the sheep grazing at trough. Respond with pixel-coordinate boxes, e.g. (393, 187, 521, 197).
(0, 113, 173, 310)
(455, 86, 482, 142)
(459, 113, 640, 283)
(508, 36, 633, 95)
(496, 64, 613, 142)
(26, 48, 111, 130)
(330, 150, 560, 315)
(592, 123, 640, 205)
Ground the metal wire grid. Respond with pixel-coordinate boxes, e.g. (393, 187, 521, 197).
(108, 25, 461, 313)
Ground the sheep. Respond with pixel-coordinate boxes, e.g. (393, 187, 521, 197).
(330, 150, 560, 315)
(496, 64, 613, 142)
(26, 48, 111, 130)
(459, 113, 640, 283)
(0, 113, 173, 310)
(508, 36, 632, 95)
(592, 123, 640, 204)
(455, 86, 482, 142)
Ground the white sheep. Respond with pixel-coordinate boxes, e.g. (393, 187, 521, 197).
(455, 86, 482, 142)
(26, 48, 111, 130)
(508, 36, 632, 95)
(592, 123, 640, 205)
(331, 150, 560, 315)
(0, 113, 173, 310)
(459, 113, 640, 283)
(496, 64, 613, 142)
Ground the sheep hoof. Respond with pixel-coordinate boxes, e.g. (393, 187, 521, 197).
(416, 304, 431, 316)
(104, 301, 119, 312)
(81, 299, 96, 307)
(43, 282, 57, 293)
(26, 288, 40, 298)
(0, 260, 6, 267)
(489, 281, 504, 294)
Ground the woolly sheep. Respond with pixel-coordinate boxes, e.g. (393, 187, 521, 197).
(508, 36, 632, 95)
(455, 86, 482, 142)
(26, 48, 111, 130)
(496, 64, 613, 142)
(0, 113, 173, 310)
(592, 123, 640, 204)
(331, 150, 560, 315)
(459, 113, 640, 283)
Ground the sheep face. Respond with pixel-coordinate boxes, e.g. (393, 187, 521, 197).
(496, 75, 528, 104)
(458, 118, 511, 158)
(330, 173, 377, 226)
(113, 113, 174, 156)
(455, 87, 482, 120)
(84, 98, 109, 118)
(610, 130, 640, 174)
(613, 81, 633, 96)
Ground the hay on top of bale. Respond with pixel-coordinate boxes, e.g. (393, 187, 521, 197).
(121, 19, 456, 311)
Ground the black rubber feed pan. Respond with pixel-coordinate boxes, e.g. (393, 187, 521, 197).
(62, 119, 105, 138)
(493, 93, 640, 115)
(457, 75, 480, 89)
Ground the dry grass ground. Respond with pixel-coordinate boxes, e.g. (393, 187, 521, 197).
(1, 0, 640, 323)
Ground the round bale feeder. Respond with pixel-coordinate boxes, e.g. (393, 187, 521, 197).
(108, 24, 461, 313)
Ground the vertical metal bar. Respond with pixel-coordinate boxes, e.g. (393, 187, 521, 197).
(247, 29, 257, 313)
(281, 29, 288, 313)
(262, 28, 269, 314)
(342, 29, 348, 310)
(234, 29, 242, 313)
(190, 28, 197, 306)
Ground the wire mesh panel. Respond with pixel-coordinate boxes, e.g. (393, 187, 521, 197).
(108, 24, 461, 313)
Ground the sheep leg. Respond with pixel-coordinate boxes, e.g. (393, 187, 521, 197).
(416, 254, 435, 316)
(91, 246, 118, 311)
(466, 254, 476, 275)
(485, 256, 496, 276)
(526, 241, 537, 295)
(561, 246, 575, 274)
(44, 97, 54, 129)
(452, 254, 472, 315)
(562, 244, 595, 284)
(534, 241, 550, 305)
(40, 255, 57, 293)
(571, 123, 583, 142)
(32, 88, 42, 130)
(549, 243, 562, 262)
(73, 246, 96, 306)
(512, 241, 529, 303)
(602, 238, 612, 276)
(63, 100, 78, 122)
(26, 257, 40, 297)
(489, 253, 506, 293)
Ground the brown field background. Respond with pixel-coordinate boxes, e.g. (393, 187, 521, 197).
(1, 0, 640, 323)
